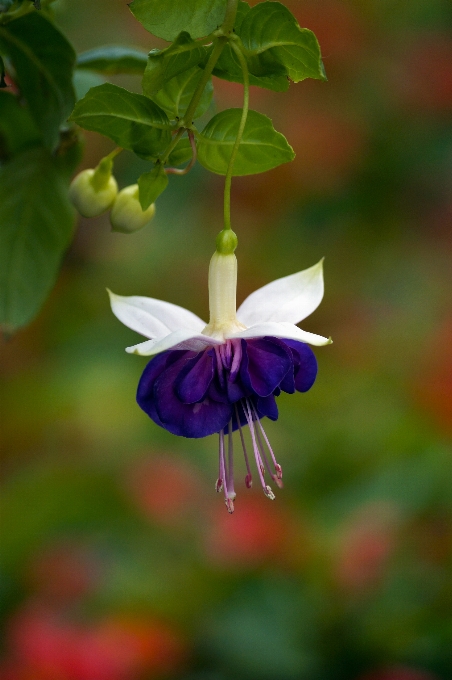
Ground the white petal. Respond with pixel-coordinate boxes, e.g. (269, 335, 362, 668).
(108, 290, 206, 339)
(237, 259, 325, 326)
(126, 329, 222, 356)
(228, 321, 332, 347)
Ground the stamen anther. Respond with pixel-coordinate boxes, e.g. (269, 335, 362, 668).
(264, 485, 276, 500)
(215, 478, 223, 492)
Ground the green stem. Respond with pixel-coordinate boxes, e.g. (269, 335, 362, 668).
(223, 40, 249, 232)
(181, 37, 225, 127)
(181, 0, 239, 126)
(222, 0, 239, 34)
(160, 128, 185, 165)
(163, 0, 239, 154)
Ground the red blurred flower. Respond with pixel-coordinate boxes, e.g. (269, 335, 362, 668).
(335, 503, 398, 590)
(27, 541, 101, 602)
(393, 36, 452, 112)
(203, 493, 304, 568)
(126, 453, 203, 525)
(6, 603, 187, 680)
(413, 320, 452, 435)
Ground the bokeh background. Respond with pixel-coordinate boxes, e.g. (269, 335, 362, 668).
(1, 1, 452, 678)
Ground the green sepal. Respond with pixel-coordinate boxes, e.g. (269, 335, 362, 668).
(0, 147, 75, 333)
(138, 164, 169, 210)
(129, 0, 227, 41)
(150, 66, 213, 120)
(0, 12, 76, 149)
(69, 83, 171, 160)
(216, 228, 238, 254)
(142, 32, 207, 97)
(76, 46, 148, 74)
(197, 108, 295, 176)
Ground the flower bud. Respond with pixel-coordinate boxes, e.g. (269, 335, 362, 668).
(110, 184, 156, 234)
(69, 168, 118, 218)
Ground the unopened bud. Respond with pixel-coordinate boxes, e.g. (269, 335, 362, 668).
(110, 184, 156, 234)
(69, 168, 117, 218)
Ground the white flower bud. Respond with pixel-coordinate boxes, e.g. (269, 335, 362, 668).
(110, 184, 156, 234)
(69, 168, 117, 218)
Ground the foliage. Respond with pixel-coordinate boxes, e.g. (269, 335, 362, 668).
(0, 0, 325, 332)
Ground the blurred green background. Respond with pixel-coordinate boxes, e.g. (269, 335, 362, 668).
(1, 1, 452, 679)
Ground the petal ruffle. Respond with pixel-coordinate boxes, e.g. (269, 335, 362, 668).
(229, 321, 332, 347)
(176, 350, 215, 404)
(240, 337, 292, 397)
(155, 355, 232, 438)
(236, 259, 324, 326)
(108, 290, 206, 339)
(282, 339, 318, 392)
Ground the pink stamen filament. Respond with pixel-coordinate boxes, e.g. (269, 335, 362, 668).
(243, 399, 275, 500)
(227, 420, 236, 501)
(251, 402, 284, 488)
(234, 404, 252, 488)
(219, 430, 234, 513)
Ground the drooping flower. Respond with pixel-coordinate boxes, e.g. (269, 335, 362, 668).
(109, 235, 331, 512)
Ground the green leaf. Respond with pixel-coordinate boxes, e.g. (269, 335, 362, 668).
(240, 2, 326, 83)
(213, 1, 326, 90)
(69, 83, 171, 160)
(0, 90, 42, 157)
(167, 137, 193, 166)
(142, 32, 207, 97)
(77, 46, 148, 74)
(197, 108, 294, 176)
(138, 164, 169, 210)
(0, 12, 76, 149)
(151, 66, 213, 120)
(213, 0, 289, 92)
(0, 147, 75, 333)
(129, 0, 227, 41)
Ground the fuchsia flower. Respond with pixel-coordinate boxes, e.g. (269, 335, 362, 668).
(109, 249, 331, 512)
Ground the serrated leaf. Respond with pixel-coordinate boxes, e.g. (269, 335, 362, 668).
(213, 1, 325, 90)
(0, 90, 42, 157)
(129, 0, 227, 41)
(142, 32, 207, 97)
(69, 83, 171, 160)
(76, 46, 148, 74)
(197, 108, 294, 176)
(167, 137, 194, 166)
(0, 147, 75, 332)
(0, 12, 75, 149)
(138, 164, 169, 210)
(151, 66, 213, 120)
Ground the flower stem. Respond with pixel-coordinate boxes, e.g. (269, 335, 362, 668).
(160, 0, 239, 164)
(223, 40, 249, 232)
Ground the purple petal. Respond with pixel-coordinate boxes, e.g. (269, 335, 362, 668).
(155, 354, 232, 438)
(175, 349, 215, 404)
(256, 394, 279, 421)
(240, 337, 292, 397)
(137, 350, 190, 427)
(281, 339, 318, 392)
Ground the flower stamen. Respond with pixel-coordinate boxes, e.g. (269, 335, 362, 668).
(251, 402, 284, 489)
(243, 398, 275, 500)
(235, 404, 252, 488)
